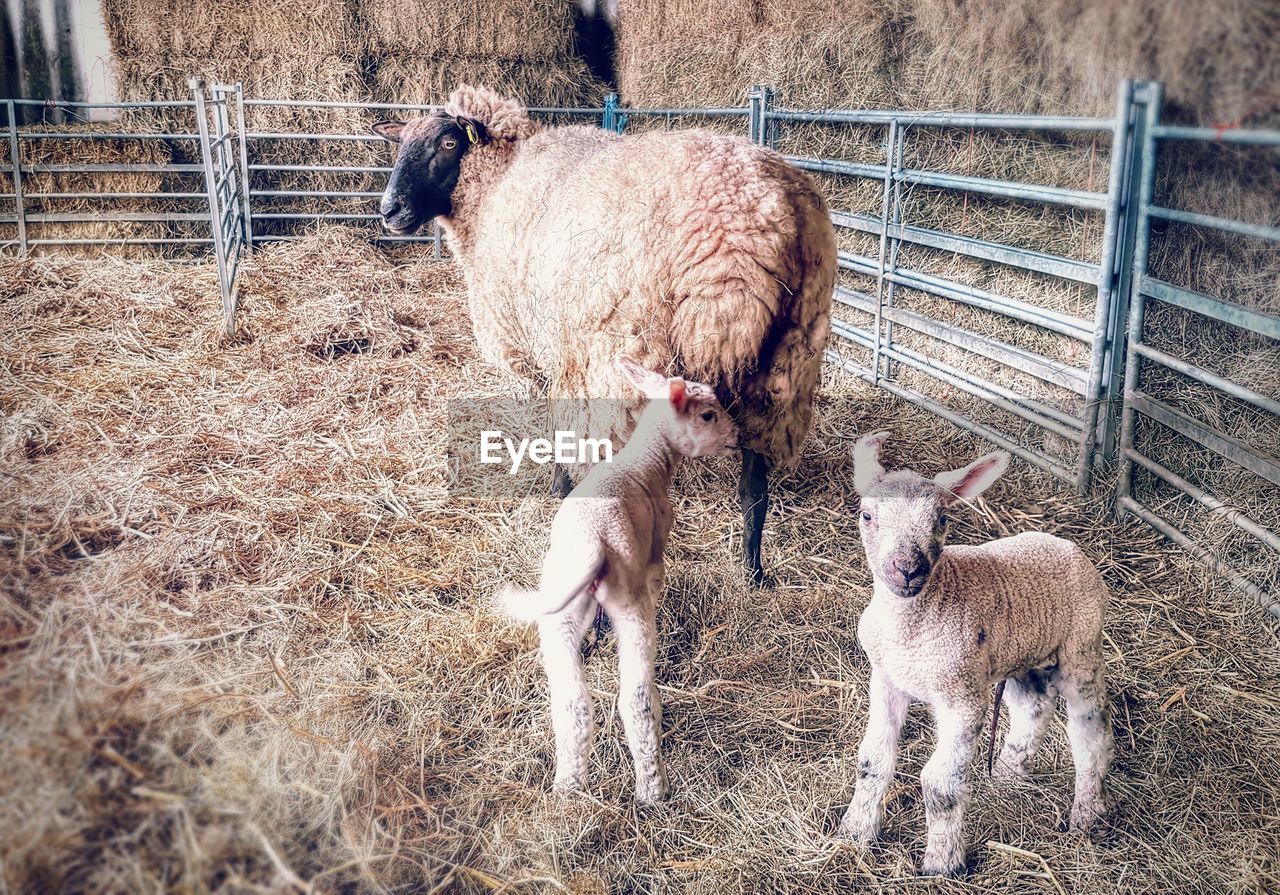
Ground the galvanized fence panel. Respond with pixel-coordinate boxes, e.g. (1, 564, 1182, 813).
(1114, 81, 1280, 617)
(761, 85, 1143, 494)
(1, 96, 211, 254)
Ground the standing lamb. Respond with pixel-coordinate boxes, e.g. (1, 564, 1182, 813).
(835, 431, 1113, 876)
(500, 357, 739, 804)
(371, 85, 835, 584)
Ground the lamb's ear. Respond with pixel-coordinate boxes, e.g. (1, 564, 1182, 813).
(668, 377, 688, 413)
(616, 356, 666, 399)
(371, 120, 405, 144)
(935, 451, 1010, 503)
(852, 430, 890, 495)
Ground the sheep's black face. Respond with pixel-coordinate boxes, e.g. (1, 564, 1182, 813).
(371, 114, 484, 233)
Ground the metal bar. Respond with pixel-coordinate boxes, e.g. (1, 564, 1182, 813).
(1125, 450, 1280, 554)
(1131, 342, 1280, 416)
(882, 342, 1084, 439)
(8, 211, 209, 223)
(1127, 391, 1280, 487)
(831, 209, 1100, 285)
(882, 126, 907, 379)
(7, 98, 196, 109)
(248, 163, 391, 174)
(1151, 124, 1280, 146)
(192, 79, 235, 338)
(22, 191, 208, 200)
(17, 132, 199, 141)
(1139, 275, 1280, 340)
(880, 305, 1090, 394)
(6, 100, 25, 253)
(1117, 495, 1277, 617)
(767, 108, 1114, 131)
(895, 168, 1110, 209)
(250, 190, 383, 199)
(886, 265, 1094, 341)
(242, 98, 601, 114)
(23, 163, 204, 174)
(1115, 81, 1165, 516)
(1147, 205, 1280, 242)
(248, 132, 384, 142)
(870, 119, 897, 384)
(613, 107, 747, 117)
(825, 348, 875, 382)
(22, 236, 215, 245)
(233, 83, 254, 255)
(834, 285, 876, 313)
(784, 155, 886, 180)
(252, 212, 383, 221)
(1076, 79, 1133, 492)
(830, 317, 876, 349)
(872, 373, 1077, 481)
(883, 338, 1083, 429)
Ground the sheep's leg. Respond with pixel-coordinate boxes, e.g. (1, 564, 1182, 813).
(1053, 654, 1113, 833)
(837, 668, 908, 844)
(538, 598, 598, 795)
(739, 448, 769, 586)
(994, 669, 1054, 779)
(920, 701, 984, 876)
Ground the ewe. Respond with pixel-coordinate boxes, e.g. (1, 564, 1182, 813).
(371, 85, 835, 584)
(500, 358, 739, 804)
(836, 431, 1113, 876)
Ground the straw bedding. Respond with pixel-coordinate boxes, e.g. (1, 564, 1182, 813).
(1, 230, 1276, 893)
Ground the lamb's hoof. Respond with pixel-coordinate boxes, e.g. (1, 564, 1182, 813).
(635, 774, 670, 807)
(1069, 800, 1105, 834)
(834, 815, 878, 847)
(992, 755, 1032, 780)
(551, 778, 587, 799)
(920, 845, 967, 878)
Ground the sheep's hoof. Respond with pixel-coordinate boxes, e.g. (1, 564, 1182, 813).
(551, 778, 587, 799)
(992, 753, 1032, 780)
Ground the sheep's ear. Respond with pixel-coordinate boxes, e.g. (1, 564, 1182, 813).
(935, 451, 1010, 503)
(371, 120, 406, 144)
(852, 430, 890, 495)
(668, 377, 688, 413)
(616, 356, 666, 398)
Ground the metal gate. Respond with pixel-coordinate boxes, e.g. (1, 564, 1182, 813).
(1113, 82, 1280, 616)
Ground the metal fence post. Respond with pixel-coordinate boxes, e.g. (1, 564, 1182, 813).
(602, 93, 627, 134)
(6, 100, 27, 254)
(1074, 80, 1136, 492)
(1094, 80, 1156, 470)
(192, 78, 236, 337)
(747, 85, 775, 147)
(1114, 80, 1164, 518)
(233, 82, 254, 255)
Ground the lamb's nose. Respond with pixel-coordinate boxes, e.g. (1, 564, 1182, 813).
(380, 196, 401, 219)
(892, 555, 926, 582)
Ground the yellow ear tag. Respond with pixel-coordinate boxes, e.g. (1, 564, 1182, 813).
(464, 122, 479, 144)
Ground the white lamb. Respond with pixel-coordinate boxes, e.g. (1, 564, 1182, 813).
(835, 431, 1113, 876)
(501, 357, 739, 805)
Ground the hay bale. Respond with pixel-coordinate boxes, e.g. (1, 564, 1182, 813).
(100, 0, 361, 62)
(371, 53, 607, 108)
(364, 0, 581, 60)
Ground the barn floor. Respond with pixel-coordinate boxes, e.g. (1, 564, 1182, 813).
(1, 231, 1276, 895)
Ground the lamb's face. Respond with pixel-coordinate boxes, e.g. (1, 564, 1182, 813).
(668, 384, 740, 459)
(370, 114, 485, 233)
(858, 472, 949, 598)
(850, 431, 1010, 599)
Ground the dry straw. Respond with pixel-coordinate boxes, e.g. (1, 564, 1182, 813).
(2, 230, 1276, 893)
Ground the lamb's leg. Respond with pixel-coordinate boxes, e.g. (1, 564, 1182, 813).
(994, 669, 1054, 779)
(1053, 653, 1113, 832)
(609, 599, 669, 805)
(920, 701, 984, 876)
(538, 599, 598, 795)
(739, 448, 769, 586)
(837, 668, 908, 843)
